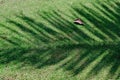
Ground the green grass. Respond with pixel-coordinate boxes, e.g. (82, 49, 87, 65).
(0, 0, 120, 80)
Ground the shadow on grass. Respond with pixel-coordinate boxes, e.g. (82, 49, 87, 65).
(0, 1, 120, 80)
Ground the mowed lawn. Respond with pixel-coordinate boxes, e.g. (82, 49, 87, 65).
(0, 0, 120, 80)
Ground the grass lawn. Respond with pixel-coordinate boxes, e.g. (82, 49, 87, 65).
(0, 0, 120, 80)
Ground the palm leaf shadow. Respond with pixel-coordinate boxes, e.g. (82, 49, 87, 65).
(0, 1, 120, 80)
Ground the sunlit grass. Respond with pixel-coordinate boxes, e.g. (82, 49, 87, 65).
(0, 0, 120, 80)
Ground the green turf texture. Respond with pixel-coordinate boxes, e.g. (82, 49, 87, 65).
(0, 0, 120, 80)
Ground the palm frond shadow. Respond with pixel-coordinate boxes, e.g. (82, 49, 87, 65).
(0, 1, 120, 79)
